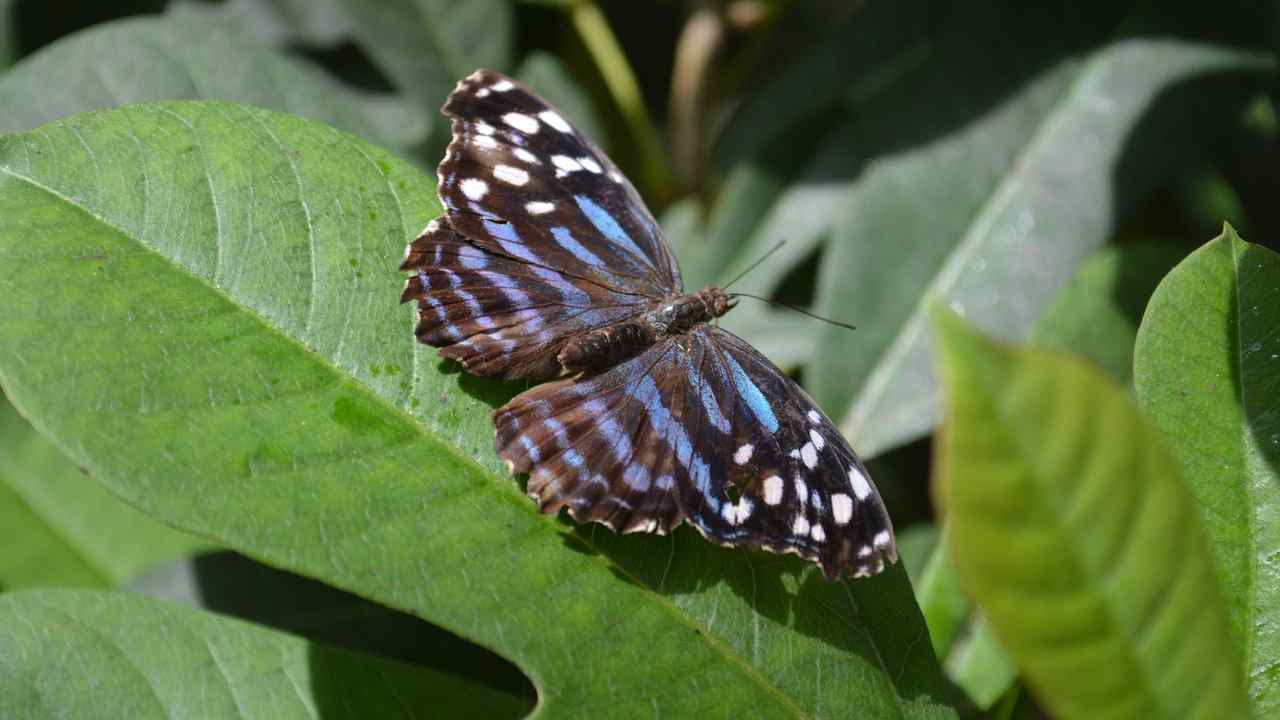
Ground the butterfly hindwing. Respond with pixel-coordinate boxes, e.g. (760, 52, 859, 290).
(439, 70, 681, 297)
(687, 326, 896, 578)
(493, 326, 896, 579)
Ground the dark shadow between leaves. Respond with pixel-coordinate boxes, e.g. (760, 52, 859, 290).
(720, 2, 1272, 181)
(129, 551, 536, 719)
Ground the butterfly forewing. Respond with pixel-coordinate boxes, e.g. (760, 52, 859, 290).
(405, 69, 898, 580)
(438, 69, 681, 297)
(400, 216, 644, 379)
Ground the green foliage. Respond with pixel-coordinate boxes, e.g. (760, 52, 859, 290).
(0, 2, 1277, 717)
(1134, 225, 1280, 713)
(0, 102, 954, 718)
(0, 395, 210, 590)
(0, 589, 529, 719)
(931, 307, 1248, 719)
(0, 15, 425, 150)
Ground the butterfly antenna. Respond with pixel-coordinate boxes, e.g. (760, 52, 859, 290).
(722, 240, 787, 290)
(728, 292, 858, 332)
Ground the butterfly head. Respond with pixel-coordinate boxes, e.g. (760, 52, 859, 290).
(697, 285, 736, 319)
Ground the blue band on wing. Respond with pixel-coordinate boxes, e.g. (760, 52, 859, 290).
(725, 354, 779, 433)
(550, 226, 606, 267)
(574, 195, 652, 266)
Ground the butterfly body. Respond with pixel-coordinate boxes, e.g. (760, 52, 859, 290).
(559, 286, 734, 373)
(401, 70, 897, 580)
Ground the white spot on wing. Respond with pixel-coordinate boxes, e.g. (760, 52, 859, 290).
(578, 156, 603, 173)
(849, 467, 872, 500)
(791, 515, 810, 537)
(807, 409, 821, 424)
(525, 201, 555, 215)
(493, 165, 529, 186)
(551, 155, 582, 172)
(763, 476, 783, 505)
(503, 112, 539, 134)
(873, 530, 892, 549)
(491, 79, 514, 92)
(473, 134, 498, 149)
(800, 442, 818, 469)
(832, 493, 853, 525)
(538, 110, 571, 132)
(475, 121, 496, 136)
(809, 428, 826, 451)
(475, 88, 491, 98)
(810, 524, 826, 543)
(733, 444, 754, 465)
(513, 148, 540, 164)
(794, 477, 808, 505)
(722, 497, 754, 525)
(460, 178, 488, 200)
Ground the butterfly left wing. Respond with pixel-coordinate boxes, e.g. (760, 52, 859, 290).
(493, 326, 897, 579)
(438, 70, 682, 297)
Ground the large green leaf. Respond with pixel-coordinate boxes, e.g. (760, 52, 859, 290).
(931, 307, 1249, 719)
(1133, 226, 1280, 713)
(0, 15, 424, 151)
(0, 394, 209, 590)
(0, 103, 957, 718)
(0, 589, 528, 719)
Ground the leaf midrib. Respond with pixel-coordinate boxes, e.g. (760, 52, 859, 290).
(1228, 234, 1261, 687)
(0, 159, 822, 718)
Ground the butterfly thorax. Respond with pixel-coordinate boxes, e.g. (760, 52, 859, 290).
(558, 286, 735, 374)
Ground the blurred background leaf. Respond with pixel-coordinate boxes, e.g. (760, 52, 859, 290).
(0, 15, 425, 150)
(932, 307, 1249, 719)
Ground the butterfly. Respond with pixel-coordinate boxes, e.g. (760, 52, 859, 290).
(400, 70, 896, 580)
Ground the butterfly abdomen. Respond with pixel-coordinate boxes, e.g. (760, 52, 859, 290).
(558, 322, 654, 373)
